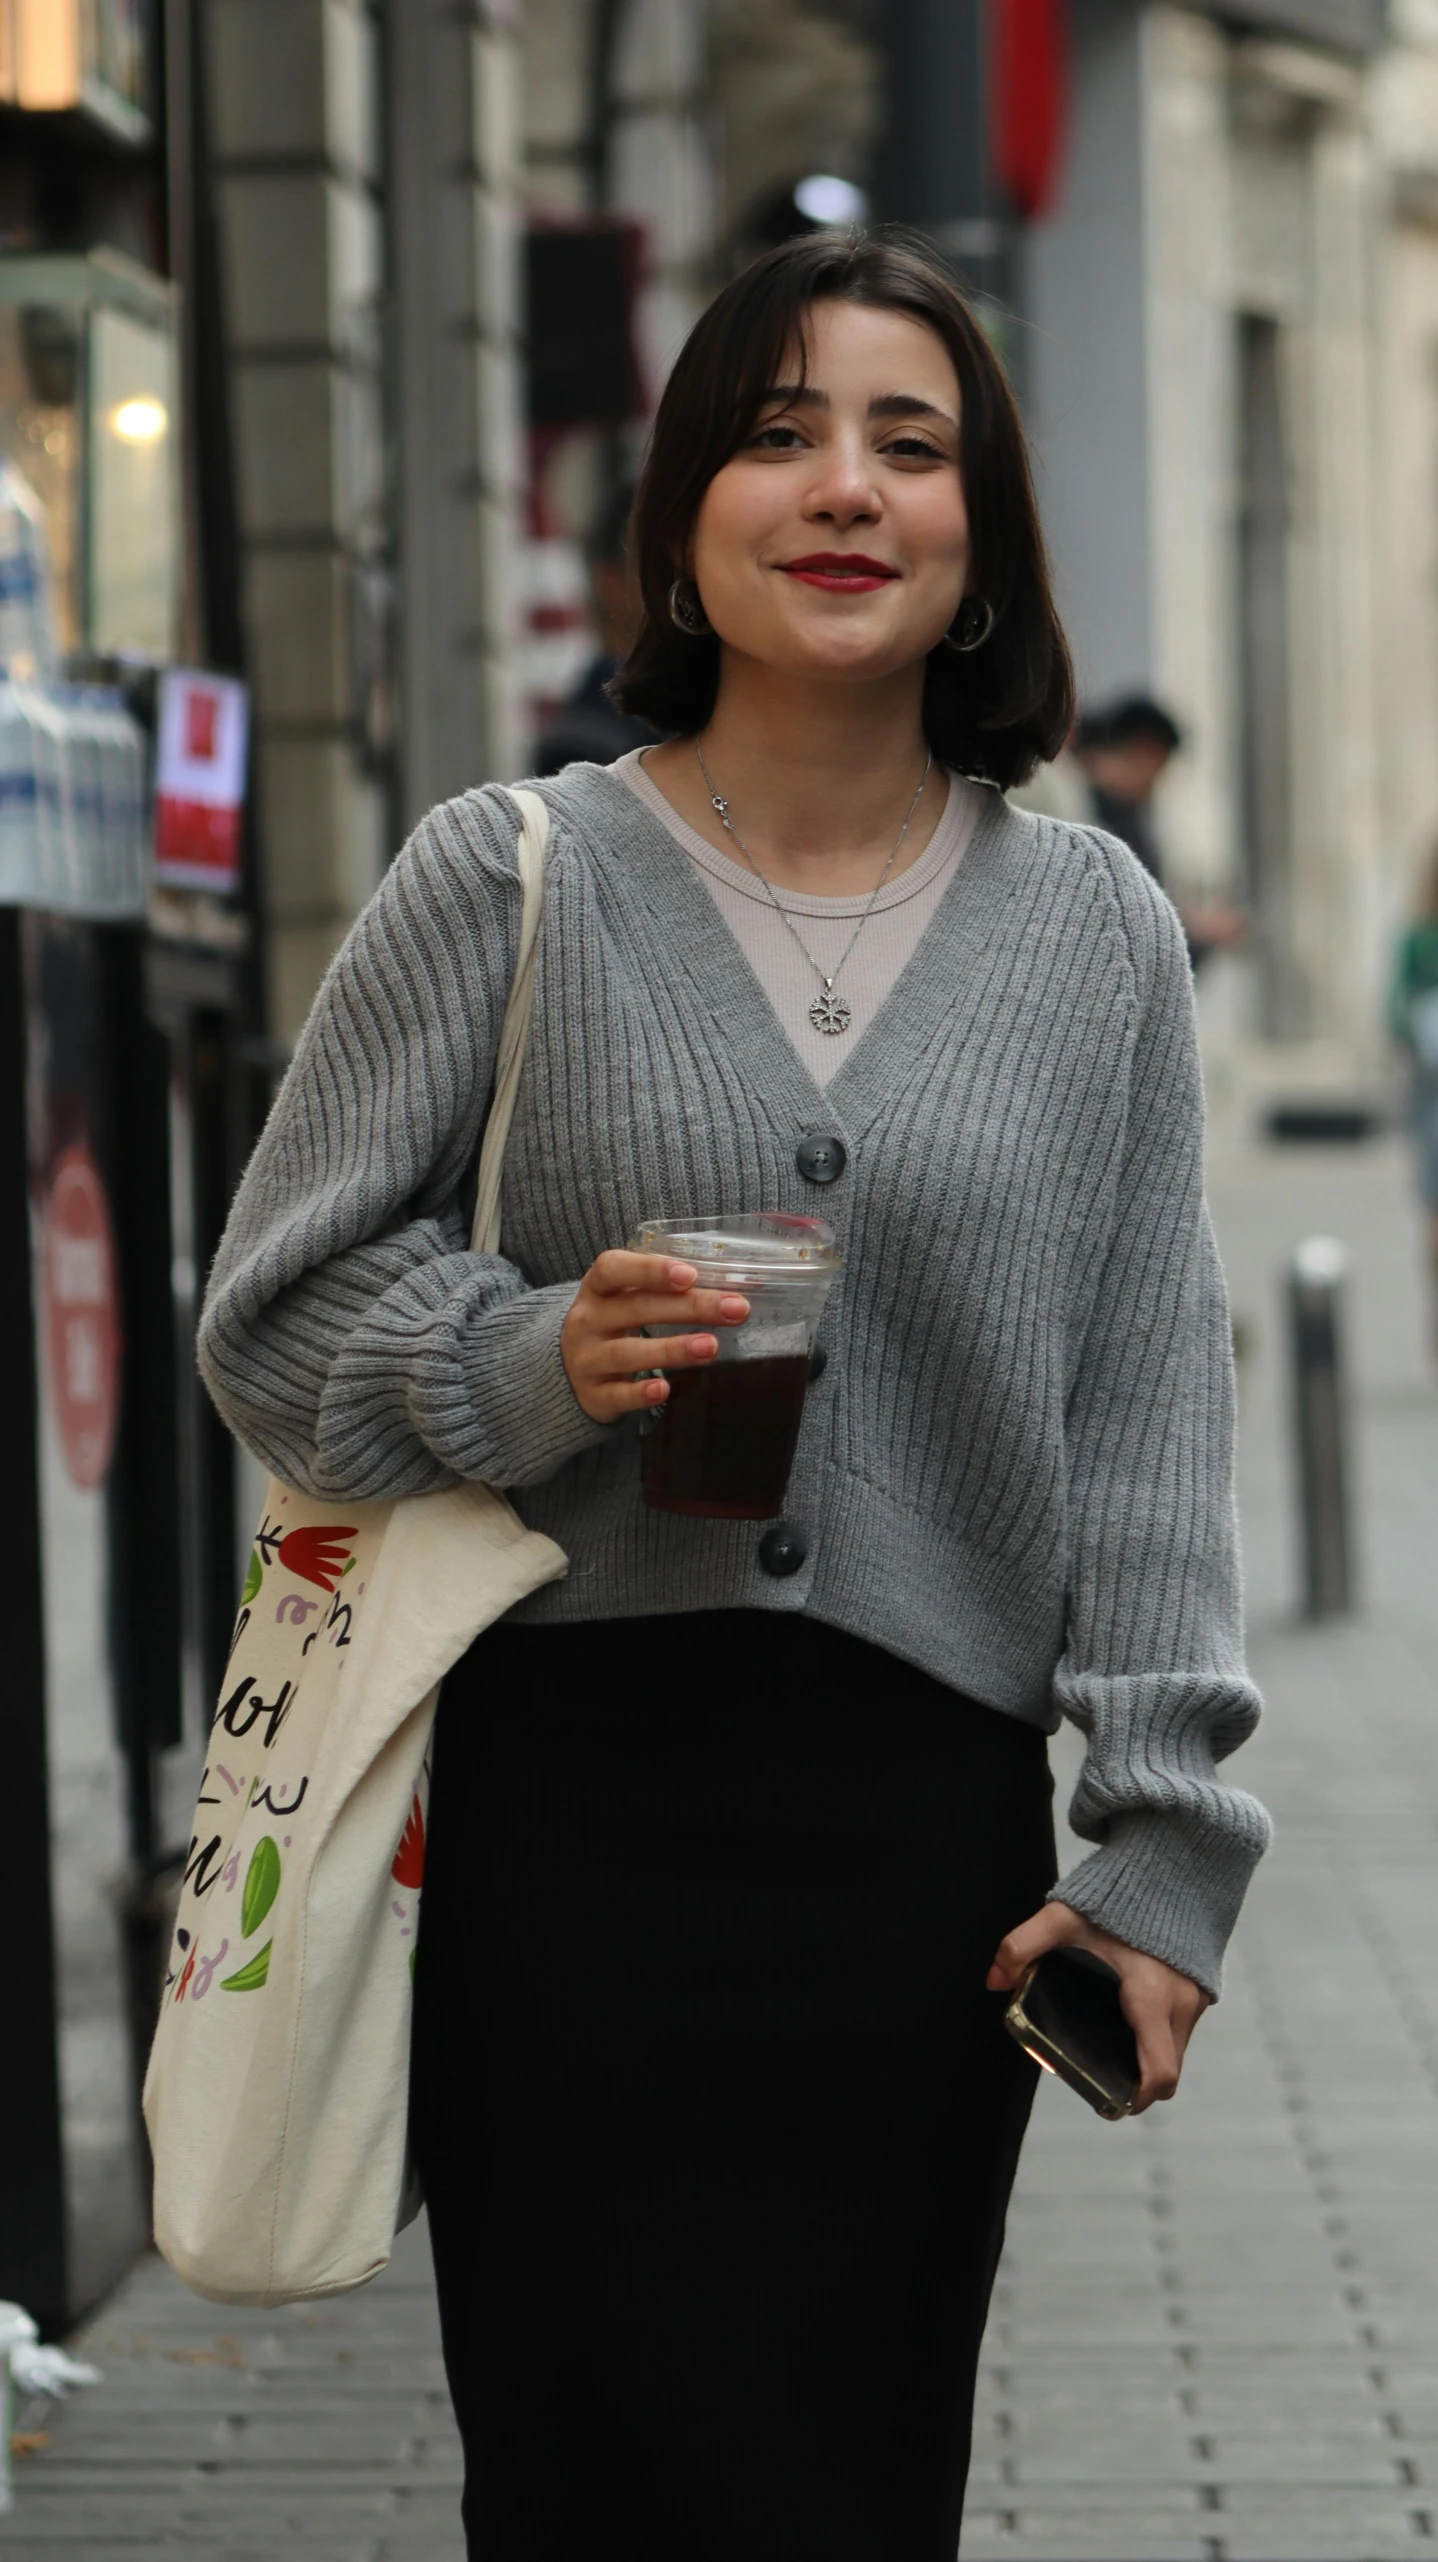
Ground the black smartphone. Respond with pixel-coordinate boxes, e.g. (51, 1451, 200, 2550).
(1003, 1946, 1139, 2120)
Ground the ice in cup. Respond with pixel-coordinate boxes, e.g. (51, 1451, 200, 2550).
(628, 1213, 843, 1520)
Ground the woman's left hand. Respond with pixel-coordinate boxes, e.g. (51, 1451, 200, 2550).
(986, 1900, 1210, 2114)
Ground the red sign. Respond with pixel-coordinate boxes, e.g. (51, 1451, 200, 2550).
(154, 796, 243, 884)
(185, 686, 220, 761)
(153, 668, 249, 895)
(42, 1143, 121, 1488)
(991, 0, 1069, 221)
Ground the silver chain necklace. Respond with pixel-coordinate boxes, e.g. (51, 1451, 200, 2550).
(694, 740, 932, 1035)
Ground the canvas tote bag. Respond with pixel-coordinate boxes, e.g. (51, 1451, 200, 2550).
(144, 789, 567, 2308)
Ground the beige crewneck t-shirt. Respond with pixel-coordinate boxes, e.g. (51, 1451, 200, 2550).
(614, 749, 981, 1085)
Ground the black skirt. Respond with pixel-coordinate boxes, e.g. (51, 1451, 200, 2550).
(411, 1611, 1057, 2562)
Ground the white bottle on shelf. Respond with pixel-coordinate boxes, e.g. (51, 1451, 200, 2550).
(0, 680, 41, 904)
(61, 685, 107, 910)
(89, 687, 148, 916)
(87, 688, 121, 911)
(0, 463, 58, 683)
(21, 685, 75, 908)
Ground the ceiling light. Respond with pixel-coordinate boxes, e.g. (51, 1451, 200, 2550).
(109, 397, 169, 444)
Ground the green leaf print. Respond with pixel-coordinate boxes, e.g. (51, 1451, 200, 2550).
(241, 1549, 263, 1606)
(241, 1836, 282, 1938)
(220, 1940, 272, 1991)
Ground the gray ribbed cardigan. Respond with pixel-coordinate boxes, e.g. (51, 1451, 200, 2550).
(198, 763, 1271, 1997)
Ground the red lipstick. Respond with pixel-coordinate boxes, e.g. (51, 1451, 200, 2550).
(779, 552, 899, 593)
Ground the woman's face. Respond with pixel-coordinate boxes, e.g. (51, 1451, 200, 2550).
(689, 298, 970, 689)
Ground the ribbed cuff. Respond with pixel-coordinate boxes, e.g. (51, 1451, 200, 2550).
(450, 1279, 619, 1488)
(1050, 1800, 1272, 2003)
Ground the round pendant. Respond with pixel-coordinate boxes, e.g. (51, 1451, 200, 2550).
(809, 988, 852, 1036)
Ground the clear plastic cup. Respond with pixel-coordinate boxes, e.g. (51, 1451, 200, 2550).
(628, 1212, 843, 1519)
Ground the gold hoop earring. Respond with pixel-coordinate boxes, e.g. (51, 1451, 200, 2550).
(941, 596, 995, 654)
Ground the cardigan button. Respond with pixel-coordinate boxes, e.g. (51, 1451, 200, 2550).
(807, 1343, 827, 1383)
(796, 1134, 846, 1185)
(758, 1524, 807, 1578)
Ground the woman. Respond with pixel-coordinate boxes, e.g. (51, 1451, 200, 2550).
(199, 231, 1270, 2560)
(1390, 847, 1438, 1357)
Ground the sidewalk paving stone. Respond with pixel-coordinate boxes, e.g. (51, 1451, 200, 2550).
(0, 2220, 464, 2556)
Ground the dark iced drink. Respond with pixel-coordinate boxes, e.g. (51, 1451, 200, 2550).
(630, 1213, 842, 1522)
(640, 1352, 812, 1520)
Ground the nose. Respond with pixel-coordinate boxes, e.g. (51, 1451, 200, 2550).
(799, 430, 881, 528)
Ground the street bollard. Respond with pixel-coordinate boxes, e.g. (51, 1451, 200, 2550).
(1288, 1236, 1354, 1619)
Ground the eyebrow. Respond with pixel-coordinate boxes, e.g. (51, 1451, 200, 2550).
(762, 383, 957, 430)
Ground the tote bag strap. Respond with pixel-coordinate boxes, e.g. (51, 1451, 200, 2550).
(470, 787, 551, 1257)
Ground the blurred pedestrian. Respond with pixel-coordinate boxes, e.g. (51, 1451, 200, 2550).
(1389, 845, 1438, 1355)
(531, 482, 657, 772)
(1073, 693, 1245, 967)
(198, 230, 1270, 2562)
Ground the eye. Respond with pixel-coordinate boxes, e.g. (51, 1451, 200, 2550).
(882, 434, 946, 461)
(747, 422, 806, 450)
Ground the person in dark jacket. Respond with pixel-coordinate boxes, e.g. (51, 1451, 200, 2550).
(1072, 695, 1180, 886)
(1073, 694, 1244, 968)
(532, 484, 657, 772)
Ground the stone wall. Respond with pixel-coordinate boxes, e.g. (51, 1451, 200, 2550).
(206, 0, 390, 1041)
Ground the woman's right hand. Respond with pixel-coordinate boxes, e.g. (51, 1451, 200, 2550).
(560, 1252, 750, 1424)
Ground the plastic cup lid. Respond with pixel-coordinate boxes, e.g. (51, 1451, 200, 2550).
(629, 1212, 842, 1278)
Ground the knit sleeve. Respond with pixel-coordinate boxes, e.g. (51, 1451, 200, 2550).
(196, 789, 614, 1499)
(1048, 858, 1271, 2000)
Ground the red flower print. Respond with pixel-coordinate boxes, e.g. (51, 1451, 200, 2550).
(391, 1795, 425, 1889)
(276, 1525, 357, 1592)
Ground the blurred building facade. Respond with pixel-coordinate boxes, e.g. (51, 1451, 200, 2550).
(1023, 0, 1418, 1125)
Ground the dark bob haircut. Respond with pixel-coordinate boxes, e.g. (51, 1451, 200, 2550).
(611, 230, 1075, 790)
